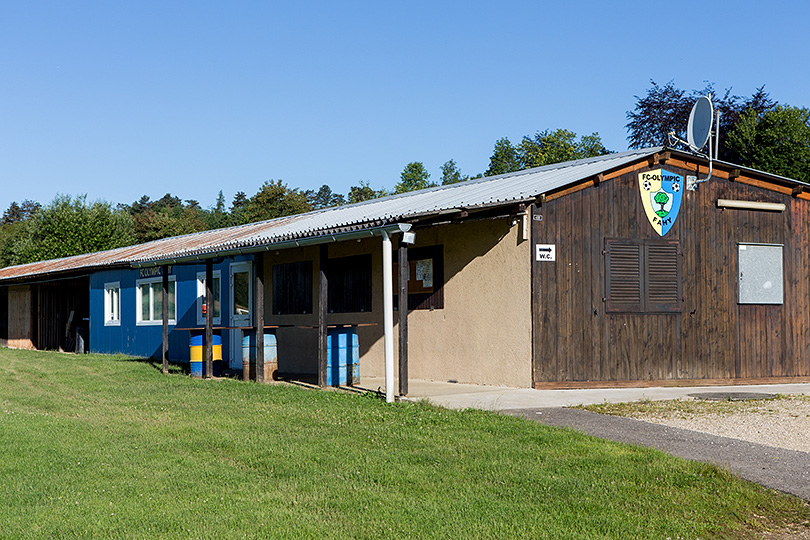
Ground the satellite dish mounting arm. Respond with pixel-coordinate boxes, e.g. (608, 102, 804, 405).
(692, 109, 720, 188)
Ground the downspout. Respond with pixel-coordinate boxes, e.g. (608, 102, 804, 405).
(381, 230, 395, 403)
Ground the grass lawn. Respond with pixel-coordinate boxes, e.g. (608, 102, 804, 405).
(0, 349, 808, 539)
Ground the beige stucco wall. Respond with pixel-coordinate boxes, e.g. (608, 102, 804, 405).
(262, 216, 533, 388)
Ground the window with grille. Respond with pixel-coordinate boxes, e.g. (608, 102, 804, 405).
(605, 239, 681, 313)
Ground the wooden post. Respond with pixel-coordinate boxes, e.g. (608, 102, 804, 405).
(205, 259, 214, 379)
(318, 244, 328, 387)
(254, 254, 265, 383)
(398, 242, 409, 396)
(161, 267, 169, 374)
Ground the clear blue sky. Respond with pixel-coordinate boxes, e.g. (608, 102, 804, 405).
(1, 1, 807, 213)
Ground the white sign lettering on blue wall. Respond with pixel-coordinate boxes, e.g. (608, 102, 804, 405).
(535, 244, 556, 261)
(139, 266, 172, 278)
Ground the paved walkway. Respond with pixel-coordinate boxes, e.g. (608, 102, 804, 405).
(358, 378, 810, 500)
(358, 377, 810, 409)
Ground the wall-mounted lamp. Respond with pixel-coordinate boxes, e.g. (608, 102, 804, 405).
(716, 199, 786, 212)
(400, 231, 416, 245)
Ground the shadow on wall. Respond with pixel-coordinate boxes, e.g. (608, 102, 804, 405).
(345, 218, 513, 369)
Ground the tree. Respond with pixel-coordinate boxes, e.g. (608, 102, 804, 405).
(348, 181, 387, 204)
(440, 159, 467, 185)
(121, 193, 209, 243)
(625, 80, 690, 150)
(654, 191, 670, 216)
(306, 185, 345, 210)
(395, 162, 435, 193)
(2, 200, 41, 224)
(578, 133, 611, 159)
(240, 180, 312, 224)
(485, 137, 521, 176)
(129, 195, 152, 214)
(9, 194, 134, 264)
(0, 223, 19, 267)
(205, 190, 232, 230)
(19, 199, 41, 220)
(2, 202, 23, 225)
(485, 130, 609, 177)
(519, 129, 609, 168)
(230, 191, 248, 224)
(154, 193, 183, 211)
(626, 80, 776, 160)
(726, 105, 810, 182)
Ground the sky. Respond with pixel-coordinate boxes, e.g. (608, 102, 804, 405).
(1, 1, 808, 213)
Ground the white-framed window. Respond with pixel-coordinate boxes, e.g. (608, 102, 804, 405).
(104, 282, 121, 326)
(196, 270, 222, 325)
(136, 276, 176, 325)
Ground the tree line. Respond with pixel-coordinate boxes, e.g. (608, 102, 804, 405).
(1, 81, 807, 268)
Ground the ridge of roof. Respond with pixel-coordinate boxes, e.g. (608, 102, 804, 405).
(5, 146, 805, 282)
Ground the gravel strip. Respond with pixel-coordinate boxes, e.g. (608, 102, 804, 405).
(620, 395, 810, 454)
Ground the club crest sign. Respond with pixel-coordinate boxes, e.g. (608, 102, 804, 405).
(639, 169, 683, 236)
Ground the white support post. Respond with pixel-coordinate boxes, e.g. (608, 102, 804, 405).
(381, 230, 395, 403)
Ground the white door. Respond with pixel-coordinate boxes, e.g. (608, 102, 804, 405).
(229, 262, 252, 369)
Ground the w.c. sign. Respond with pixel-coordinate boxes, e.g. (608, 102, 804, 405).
(535, 244, 556, 261)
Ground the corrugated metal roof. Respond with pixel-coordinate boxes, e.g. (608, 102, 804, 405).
(0, 147, 681, 281)
(0, 216, 303, 282)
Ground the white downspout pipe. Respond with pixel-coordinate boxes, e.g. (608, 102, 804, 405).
(381, 230, 395, 403)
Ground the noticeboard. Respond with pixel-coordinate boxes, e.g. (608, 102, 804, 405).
(738, 244, 783, 304)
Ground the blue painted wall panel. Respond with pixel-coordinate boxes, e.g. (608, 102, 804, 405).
(89, 258, 244, 362)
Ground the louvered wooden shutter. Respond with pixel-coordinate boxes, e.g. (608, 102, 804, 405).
(605, 239, 682, 313)
(605, 239, 643, 312)
(645, 241, 681, 312)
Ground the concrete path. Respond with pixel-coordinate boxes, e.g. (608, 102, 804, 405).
(360, 378, 810, 410)
(504, 407, 810, 501)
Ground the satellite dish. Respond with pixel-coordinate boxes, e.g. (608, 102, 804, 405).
(687, 96, 713, 151)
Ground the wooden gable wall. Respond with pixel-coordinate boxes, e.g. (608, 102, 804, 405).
(532, 157, 810, 387)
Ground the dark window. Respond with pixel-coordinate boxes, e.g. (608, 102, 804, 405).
(273, 261, 313, 315)
(394, 245, 444, 311)
(327, 254, 372, 313)
(605, 239, 681, 313)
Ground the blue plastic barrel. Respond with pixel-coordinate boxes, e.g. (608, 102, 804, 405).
(327, 328, 359, 386)
(241, 330, 278, 381)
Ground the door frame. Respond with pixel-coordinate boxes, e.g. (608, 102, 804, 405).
(229, 261, 253, 369)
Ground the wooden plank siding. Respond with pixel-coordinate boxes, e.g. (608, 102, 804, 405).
(532, 161, 810, 386)
(7, 285, 34, 350)
(0, 286, 7, 348)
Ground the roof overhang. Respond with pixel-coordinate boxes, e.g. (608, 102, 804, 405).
(130, 222, 412, 268)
